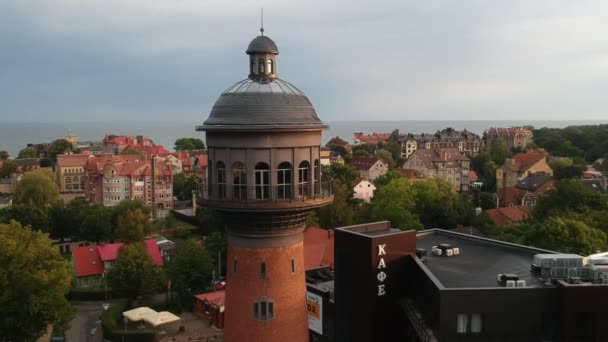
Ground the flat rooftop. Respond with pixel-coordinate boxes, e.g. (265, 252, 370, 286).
(337, 221, 403, 237)
(416, 230, 553, 288)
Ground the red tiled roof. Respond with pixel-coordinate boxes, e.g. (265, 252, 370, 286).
(57, 154, 91, 167)
(353, 132, 391, 144)
(195, 290, 225, 308)
(303, 227, 334, 270)
(72, 246, 105, 277)
(468, 170, 479, 181)
(145, 239, 164, 266)
(195, 155, 208, 168)
(97, 243, 124, 261)
(503, 150, 548, 172)
(414, 148, 469, 169)
(350, 157, 383, 171)
(327, 136, 349, 147)
(485, 206, 529, 226)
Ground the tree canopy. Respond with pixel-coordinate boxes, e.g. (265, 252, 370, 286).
(174, 138, 206, 151)
(173, 173, 197, 200)
(115, 208, 150, 243)
(14, 169, 60, 208)
(318, 180, 354, 229)
(0, 150, 8, 160)
(533, 125, 608, 162)
(0, 221, 74, 340)
(107, 243, 157, 300)
(167, 240, 213, 294)
(17, 148, 37, 159)
(0, 159, 17, 178)
(48, 139, 73, 162)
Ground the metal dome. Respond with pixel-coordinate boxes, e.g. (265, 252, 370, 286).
(199, 79, 326, 131)
(246, 35, 279, 54)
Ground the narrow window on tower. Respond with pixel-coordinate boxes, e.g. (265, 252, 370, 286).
(261, 262, 266, 279)
(258, 59, 265, 74)
(253, 302, 259, 320)
(268, 59, 273, 74)
(268, 301, 274, 319)
(290, 257, 296, 274)
(233, 258, 238, 274)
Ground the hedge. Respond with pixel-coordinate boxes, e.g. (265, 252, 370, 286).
(67, 288, 113, 301)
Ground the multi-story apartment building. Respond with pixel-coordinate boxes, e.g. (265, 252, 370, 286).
(350, 157, 389, 181)
(401, 128, 483, 159)
(84, 155, 173, 217)
(487, 127, 534, 150)
(56, 154, 91, 195)
(102, 135, 155, 154)
(402, 148, 471, 191)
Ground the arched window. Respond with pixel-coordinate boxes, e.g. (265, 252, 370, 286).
(298, 161, 310, 197)
(250, 59, 255, 74)
(253, 298, 274, 321)
(207, 160, 213, 196)
(258, 58, 265, 74)
(277, 162, 292, 199)
(267, 59, 273, 74)
(217, 161, 226, 199)
(255, 162, 269, 199)
(232, 162, 247, 200)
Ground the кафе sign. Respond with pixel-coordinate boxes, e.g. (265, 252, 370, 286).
(377, 243, 387, 296)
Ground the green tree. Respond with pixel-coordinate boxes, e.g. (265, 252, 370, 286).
(17, 148, 36, 159)
(0, 160, 17, 178)
(39, 157, 52, 167)
(489, 138, 509, 165)
(373, 170, 403, 189)
(548, 157, 586, 180)
(174, 138, 206, 151)
(533, 180, 608, 221)
(0, 204, 51, 233)
(321, 163, 358, 199)
(196, 207, 224, 234)
(48, 139, 73, 162)
(376, 149, 394, 167)
(80, 205, 113, 243)
(318, 180, 354, 229)
(523, 216, 607, 255)
(204, 231, 227, 276)
(167, 240, 213, 294)
(14, 169, 60, 208)
(112, 199, 151, 231)
(0, 150, 8, 160)
(173, 173, 197, 200)
(107, 243, 155, 300)
(369, 178, 422, 230)
(0, 221, 75, 340)
(115, 208, 150, 243)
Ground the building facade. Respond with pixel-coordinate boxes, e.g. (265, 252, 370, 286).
(196, 30, 333, 342)
(496, 150, 553, 207)
(401, 128, 483, 159)
(350, 157, 388, 181)
(56, 154, 91, 195)
(402, 148, 471, 191)
(487, 127, 534, 150)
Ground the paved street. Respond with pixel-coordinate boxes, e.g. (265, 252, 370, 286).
(65, 302, 105, 342)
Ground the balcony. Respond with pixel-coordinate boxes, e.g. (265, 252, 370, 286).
(197, 180, 333, 211)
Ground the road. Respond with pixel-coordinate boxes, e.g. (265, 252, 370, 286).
(65, 302, 105, 342)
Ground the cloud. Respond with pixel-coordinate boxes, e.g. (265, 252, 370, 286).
(1, 0, 608, 122)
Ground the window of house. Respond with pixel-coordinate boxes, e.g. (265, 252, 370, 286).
(457, 313, 483, 334)
(232, 162, 247, 200)
(298, 161, 310, 197)
(277, 162, 292, 199)
(255, 163, 269, 199)
(217, 162, 226, 199)
(253, 298, 275, 321)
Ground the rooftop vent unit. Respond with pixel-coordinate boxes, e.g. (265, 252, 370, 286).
(516, 280, 526, 287)
(415, 248, 427, 260)
(506, 280, 516, 288)
(452, 248, 460, 256)
(530, 264, 541, 274)
(497, 273, 519, 286)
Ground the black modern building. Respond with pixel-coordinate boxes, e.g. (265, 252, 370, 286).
(306, 223, 608, 342)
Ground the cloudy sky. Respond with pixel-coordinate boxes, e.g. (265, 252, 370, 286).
(1, 0, 608, 122)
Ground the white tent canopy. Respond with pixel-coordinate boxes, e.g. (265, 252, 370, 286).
(142, 311, 181, 327)
(122, 307, 158, 322)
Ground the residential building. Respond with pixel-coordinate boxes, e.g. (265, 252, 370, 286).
(496, 150, 553, 207)
(326, 136, 352, 154)
(350, 157, 388, 181)
(71, 240, 163, 288)
(56, 154, 91, 195)
(485, 206, 530, 226)
(0, 177, 11, 194)
(400, 128, 483, 159)
(394, 168, 424, 180)
(487, 127, 534, 150)
(353, 178, 376, 203)
(102, 135, 155, 154)
(353, 132, 391, 145)
(193, 154, 208, 189)
(402, 148, 471, 191)
(0, 194, 12, 208)
(320, 147, 344, 166)
(84, 154, 173, 217)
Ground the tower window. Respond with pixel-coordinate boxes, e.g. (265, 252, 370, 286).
(217, 161, 226, 199)
(298, 161, 310, 197)
(233, 258, 238, 273)
(253, 298, 275, 321)
(268, 59, 274, 74)
(250, 58, 254, 74)
(255, 162, 269, 199)
(261, 262, 266, 278)
(232, 162, 247, 200)
(277, 162, 292, 199)
(258, 58, 265, 74)
(290, 257, 296, 274)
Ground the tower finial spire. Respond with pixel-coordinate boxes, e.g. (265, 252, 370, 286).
(260, 8, 264, 35)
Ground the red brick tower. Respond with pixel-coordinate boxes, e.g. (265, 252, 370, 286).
(196, 28, 333, 342)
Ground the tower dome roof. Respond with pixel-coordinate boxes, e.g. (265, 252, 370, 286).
(200, 78, 325, 131)
(246, 35, 279, 54)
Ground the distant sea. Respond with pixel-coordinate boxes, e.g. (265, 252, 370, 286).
(1, 120, 606, 158)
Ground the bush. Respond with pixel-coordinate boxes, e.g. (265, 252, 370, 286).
(67, 288, 112, 301)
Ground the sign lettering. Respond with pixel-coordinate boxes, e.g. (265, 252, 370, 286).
(376, 243, 388, 297)
(378, 244, 387, 256)
(377, 284, 386, 296)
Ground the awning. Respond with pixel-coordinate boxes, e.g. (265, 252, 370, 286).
(142, 311, 181, 327)
(122, 307, 157, 321)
